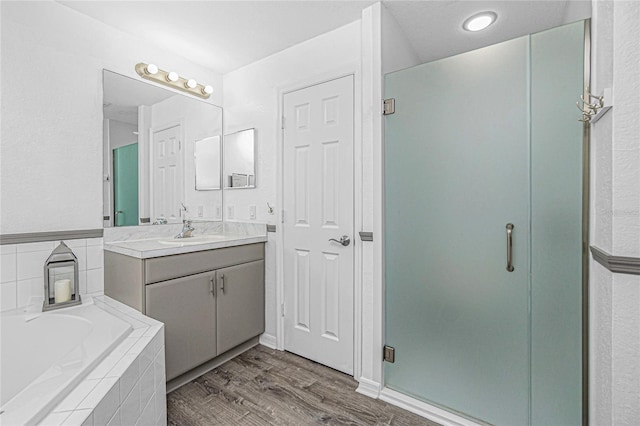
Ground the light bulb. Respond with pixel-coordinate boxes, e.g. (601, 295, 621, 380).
(186, 79, 197, 89)
(463, 12, 497, 32)
(166, 71, 179, 82)
(146, 63, 158, 75)
(202, 85, 213, 95)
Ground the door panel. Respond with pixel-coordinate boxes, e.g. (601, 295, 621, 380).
(216, 260, 265, 355)
(145, 271, 216, 381)
(151, 125, 182, 222)
(384, 37, 530, 425)
(283, 76, 354, 374)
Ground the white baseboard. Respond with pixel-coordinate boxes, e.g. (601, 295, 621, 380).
(379, 387, 481, 426)
(356, 377, 381, 398)
(259, 333, 277, 349)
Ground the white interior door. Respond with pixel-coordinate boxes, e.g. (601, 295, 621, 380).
(282, 75, 354, 375)
(151, 125, 183, 222)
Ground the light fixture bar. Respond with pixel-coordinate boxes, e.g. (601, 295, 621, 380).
(135, 62, 213, 99)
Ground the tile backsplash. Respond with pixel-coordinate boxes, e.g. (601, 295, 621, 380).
(0, 237, 104, 312)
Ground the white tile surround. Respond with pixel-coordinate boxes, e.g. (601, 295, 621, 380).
(38, 296, 166, 426)
(1, 237, 104, 312)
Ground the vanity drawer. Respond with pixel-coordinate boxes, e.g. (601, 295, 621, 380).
(144, 243, 264, 284)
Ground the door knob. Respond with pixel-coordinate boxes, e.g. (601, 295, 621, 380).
(329, 235, 351, 247)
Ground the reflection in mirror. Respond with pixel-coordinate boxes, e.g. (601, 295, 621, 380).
(195, 136, 221, 190)
(102, 70, 223, 227)
(223, 128, 256, 189)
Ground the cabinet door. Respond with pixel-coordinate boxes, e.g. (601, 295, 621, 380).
(146, 271, 216, 381)
(216, 260, 265, 355)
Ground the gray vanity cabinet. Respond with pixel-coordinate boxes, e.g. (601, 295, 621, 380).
(145, 271, 217, 381)
(216, 260, 265, 355)
(104, 242, 265, 384)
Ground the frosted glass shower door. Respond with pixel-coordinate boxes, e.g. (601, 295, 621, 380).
(113, 143, 139, 227)
(384, 21, 585, 426)
(384, 36, 531, 425)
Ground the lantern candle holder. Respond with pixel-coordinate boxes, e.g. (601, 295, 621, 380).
(43, 241, 82, 311)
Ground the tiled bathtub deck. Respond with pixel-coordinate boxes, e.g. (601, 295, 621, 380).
(38, 296, 166, 426)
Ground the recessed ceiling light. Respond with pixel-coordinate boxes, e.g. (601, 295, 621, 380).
(463, 12, 497, 32)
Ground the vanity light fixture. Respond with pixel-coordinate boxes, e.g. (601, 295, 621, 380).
(166, 71, 179, 82)
(463, 11, 497, 32)
(135, 62, 212, 99)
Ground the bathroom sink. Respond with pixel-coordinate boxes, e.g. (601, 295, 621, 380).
(157, 235, 227, 245)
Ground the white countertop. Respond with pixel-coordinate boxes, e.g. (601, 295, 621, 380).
(104, 233, 267, 259)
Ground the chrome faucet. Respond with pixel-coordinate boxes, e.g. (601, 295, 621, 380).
(153, 217, 168, 225)
(175, 220, 195, 239)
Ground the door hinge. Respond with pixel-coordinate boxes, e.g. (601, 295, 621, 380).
(383, 98, 395, 115)
(281, 209, 285, 223)
(280, 303, 285, 317)
(383, 345, 395, 363)
(282, 116, 286, 129)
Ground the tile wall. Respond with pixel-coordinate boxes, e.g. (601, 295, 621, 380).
(1, 237, 104, 312)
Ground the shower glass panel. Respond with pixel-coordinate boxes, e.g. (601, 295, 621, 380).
(113, 143, 139, 226)
(384, 21, 584, 426)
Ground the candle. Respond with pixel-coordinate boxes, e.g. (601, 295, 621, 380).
(54, 279, 72, 303)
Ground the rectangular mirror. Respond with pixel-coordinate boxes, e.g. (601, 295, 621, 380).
(223, 128, 255, 189)
(195, 136, 221, 190)
(103, 70, 223, 227)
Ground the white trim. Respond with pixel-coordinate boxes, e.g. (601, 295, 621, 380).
(355, 377, 381, 398)
(275, 63, 362, 380)
(359, 2, 385, 390)
(259, 333, 277, 349)
(353, 68, 364, 382)
(379, 388, 482, 426)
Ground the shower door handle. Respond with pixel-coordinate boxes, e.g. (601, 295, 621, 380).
(506, 223, 514, 272)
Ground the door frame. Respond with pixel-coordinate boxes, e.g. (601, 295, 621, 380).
(276, 64, 363, 380)
(149, 120, 185, 223)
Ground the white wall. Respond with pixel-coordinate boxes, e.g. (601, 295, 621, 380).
(381, 5, 420, 75)
(357, 3, 423, 397)
(108, 120, 138, 151)
(0, 1, 223, 235)
(222, 20, 362, 343)
(358, 3, 383, 396)
(222, 20, 361, 223)
(591, 1, 640, 424)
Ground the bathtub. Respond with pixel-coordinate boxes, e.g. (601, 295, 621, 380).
(0, 301, 131, 425)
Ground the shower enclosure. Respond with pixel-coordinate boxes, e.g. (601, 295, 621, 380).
(384, 21, 587, 425)
(113, 143, 139, 226)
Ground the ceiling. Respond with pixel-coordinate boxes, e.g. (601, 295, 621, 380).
(383, 1, 591, 64)
(59, 0, 591, 76)
(58, 0, 377, 74)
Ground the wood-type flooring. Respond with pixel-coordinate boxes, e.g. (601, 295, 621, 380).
(167, 345, 438, 425)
